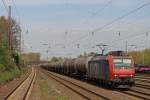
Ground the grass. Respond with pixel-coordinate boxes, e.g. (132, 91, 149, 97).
(56, 96, 69, 100)
(0, 67, 22, 84)
(39, 78, 69, 100)
(40, 80, 49, 94)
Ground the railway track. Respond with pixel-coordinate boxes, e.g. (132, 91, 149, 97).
(135, 84, 150, 90)
(41, 69, 145, 100)
(130, 87, 150, 95)
(135, 76, 150, 80)
(120, 76, 150, 100)
(135, 78, 150, 83)
(118, 74, 150, 99)
(135, 74, 150, 77)
(121, 90, 150, 100)
(5, 67, 36, 100)
(40, 68, 150, 100)
(41, 69, 110, 100)
(134, 74, 150, 89)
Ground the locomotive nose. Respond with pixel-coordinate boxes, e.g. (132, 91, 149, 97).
(114, 74, 134, 78)
(113, 69, 135, 78)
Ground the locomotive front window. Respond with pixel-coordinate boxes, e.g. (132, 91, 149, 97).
(113, 58, 132, 68)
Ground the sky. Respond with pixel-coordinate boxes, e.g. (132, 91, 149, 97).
(0, 0, 150, 59)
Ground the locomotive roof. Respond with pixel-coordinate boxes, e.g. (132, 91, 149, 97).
(90, 54, 132, 61)
(107, 51, 129, 56)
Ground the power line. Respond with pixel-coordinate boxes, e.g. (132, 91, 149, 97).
(79, 0, 113, 27)
(1, 0, 9, 12)
(87, 30, 150, 52)
(76, 31, 150, 54)
(11, 0, 21, 22)
(90, 0, 113, 16)
(107, 30, 150, 45)
(1, 0, 20, 20)
(67, 1, 150, 47)
(68, 0, 113, 33)
(92, 1, 150, 32)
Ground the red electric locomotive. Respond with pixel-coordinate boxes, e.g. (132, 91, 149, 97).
(87, 54, 135, 88)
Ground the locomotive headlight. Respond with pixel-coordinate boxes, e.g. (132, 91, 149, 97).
(130, 74, 133, 77)
(114, 74, 118, 77)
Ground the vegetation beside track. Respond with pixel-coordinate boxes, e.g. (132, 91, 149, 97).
(37, 71, 69, 100)
(0, 67, 21, 84)
(0, 16, 26, 85)
(129, 49, 150, 65)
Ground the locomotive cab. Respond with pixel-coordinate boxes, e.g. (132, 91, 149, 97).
(110, 56, 135, 88)
(113, 57, 134, 77)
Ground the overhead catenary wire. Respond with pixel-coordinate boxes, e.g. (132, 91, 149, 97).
(92, 1, 150, 33)
(105, 30, 150, 48)
(67, 0, 113, 33)
(77, 0, 113, 28)
(67, 1, 150, 47)
(49, 1, 150, 57)
(11, 0, 21, 22)
(72, 31, 150, 55)
(1, 0, 21, 22)
(1, 0, 9, 13)
(79, 9, 150, 51)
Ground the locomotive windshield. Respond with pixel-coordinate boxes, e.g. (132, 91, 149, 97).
(113, 58, 132, 69)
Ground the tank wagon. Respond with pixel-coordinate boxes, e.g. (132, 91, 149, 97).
(42, 51, 135, 88)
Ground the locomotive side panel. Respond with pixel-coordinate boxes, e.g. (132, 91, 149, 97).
(88, 60, 110, 80)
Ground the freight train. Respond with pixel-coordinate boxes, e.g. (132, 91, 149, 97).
(42, 51, 135, 88)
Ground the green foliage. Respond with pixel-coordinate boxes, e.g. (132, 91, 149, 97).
(129, 48, 150, 65)
(12, 53, 20, 65)
(51, 57, 63, 62)
(0, 67, 21, 84)
(0, 16, 23, 84)
(0, 16, 11, 69)
(0, 16, 22, 69)
(0, 64, 5, 71)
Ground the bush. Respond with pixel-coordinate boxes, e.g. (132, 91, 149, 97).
(0, 67, 22, 84)
(129, 48, 150, 65)
(0, 64, 5, 71)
